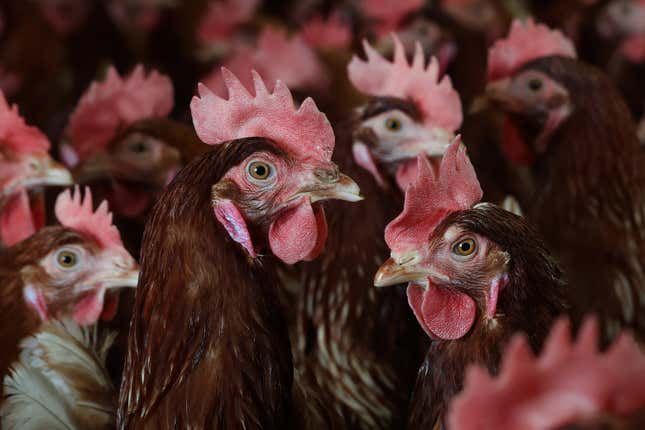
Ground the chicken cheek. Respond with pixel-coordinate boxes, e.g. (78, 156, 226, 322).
(407, 282, 476, 340)
(269, 200, 327, 264)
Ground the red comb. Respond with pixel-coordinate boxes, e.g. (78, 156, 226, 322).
(66, 65, 173, 160)
(0, 90, 50, 155)
(449, 317, 645, 430)
(204, 28, 327, 95)
(301, 12, 351, 50)
(488, 19, 577, 81)
(348, 35, 462, 132)
(197, 0, 260, 45)
(55, 186, 123, 249)
(384, 137, 482, 255)
(191, 69, 334, 162)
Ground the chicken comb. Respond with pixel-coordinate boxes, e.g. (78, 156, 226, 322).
(488, 19, 577, 81)
(348, 35, 462, 132)
(0, 91, 50, 156)
(301, 12, 351, 50)
(191, 69, 334, 162)
(197, 0, 260, 44)
(66, 65, 173, 160)
(54, 186, 123, 249)
(449, 317, 645, 430)
(204, 28, 327, 96)
(384, 137, 482, 255)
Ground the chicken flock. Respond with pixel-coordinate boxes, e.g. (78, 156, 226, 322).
(2, 0, 645, 429)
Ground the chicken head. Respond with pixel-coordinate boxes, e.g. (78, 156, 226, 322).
(12, 187, 139, 326)
(348, 35, 462, 191)
(191, 69, 362, 264)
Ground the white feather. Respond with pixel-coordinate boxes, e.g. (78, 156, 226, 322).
(2, 319, 117, 430)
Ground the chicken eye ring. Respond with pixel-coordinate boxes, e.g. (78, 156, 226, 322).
(246, 160, 276, 184)
(451, 237, 477, 259)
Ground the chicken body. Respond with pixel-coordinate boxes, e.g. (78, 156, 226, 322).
(486, 56, 645, 342)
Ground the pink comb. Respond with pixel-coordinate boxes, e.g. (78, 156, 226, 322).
(301, 12, 351, 50)
(204, 28, 327, 95)
(449, 318, 645, 430)
(197, 0, 260, 45)
(348, 35, 462, 132)
(0, 90, 50, 155)
(384, 138, 482, 255)
(191, 69, 334, 162)
(54, 186, 123, 249)
(488, 19, 577, 81)
(66, 65, 173, 161)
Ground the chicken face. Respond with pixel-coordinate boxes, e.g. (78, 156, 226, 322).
(375, 210, 510, 340)
(354, 99, 454, 190)
(482, 67, 572, 157)
(15, 227, 139, 326)
(212, 141, 362, 265)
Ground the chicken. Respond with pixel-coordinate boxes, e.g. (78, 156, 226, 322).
(294, 36, 462, 429)
(477, 19, 645, 342)
(62, 65, 187, 218)
(0, 186, 139, 379)
(449, 317, 645, 430)
(374, 140, 568, 429)
(117, 70, 362, 429)
(2, 318, 117, 430)
(0, 90, 72, 247)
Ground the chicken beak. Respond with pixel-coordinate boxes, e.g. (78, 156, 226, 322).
(94, 267, 140, 290)
(374, 257, 428, 288)
(469, 78, 512, 114)
(20, 157, 74, 189)
(306, 173, 363, 203)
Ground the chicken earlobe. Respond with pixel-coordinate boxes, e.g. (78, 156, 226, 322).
(213, 198, 257, 257)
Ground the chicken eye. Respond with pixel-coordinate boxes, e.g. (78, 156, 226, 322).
(56, 250, 78, 269)
(247, 161, 273, 181)
(528, 79, 543, 92)
(452, 238, 477, 257)
(129, 141, 150, 154)
(384, 118, 402, 132)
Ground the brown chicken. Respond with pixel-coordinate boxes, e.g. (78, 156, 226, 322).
(0, 186, 138, 380)
(449, 317, 645, 430)
(117, 70, 361, 429)
(478, 19, 645, 342)
(374, 141, 568, 429)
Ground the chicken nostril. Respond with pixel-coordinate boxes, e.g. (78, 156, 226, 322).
(314, 166, 340, 184)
